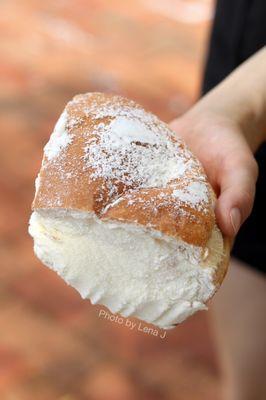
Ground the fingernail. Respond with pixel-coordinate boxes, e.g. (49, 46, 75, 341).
(230, 208, 241, 235)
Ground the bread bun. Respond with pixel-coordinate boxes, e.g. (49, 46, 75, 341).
(29, 93, 230, 329)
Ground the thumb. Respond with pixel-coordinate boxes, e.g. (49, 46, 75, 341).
(215, 157, 258, 237)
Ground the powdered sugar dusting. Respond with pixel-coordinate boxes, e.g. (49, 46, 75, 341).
(108, 117, 158, 147)
(35, 174, 41, 191)
(44, 110, 73, 161)
(172, 182, 209, 206)
(36, 93, 212, 225)
(78, 96, 204, 198)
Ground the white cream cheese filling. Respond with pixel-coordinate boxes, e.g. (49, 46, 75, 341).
(29, 209, 223, 329)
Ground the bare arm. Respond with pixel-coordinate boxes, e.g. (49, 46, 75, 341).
(170, 47, 266, 237)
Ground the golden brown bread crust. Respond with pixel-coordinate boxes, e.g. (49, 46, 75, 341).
(214, 236, 231, 287)
(103, 187, 213, 246)
(33, 92, 219, 247)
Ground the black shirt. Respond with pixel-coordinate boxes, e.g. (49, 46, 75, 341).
(202, 0, 266, 272)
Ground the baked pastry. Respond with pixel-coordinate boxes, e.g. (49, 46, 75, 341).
(29, 93, 230, 329)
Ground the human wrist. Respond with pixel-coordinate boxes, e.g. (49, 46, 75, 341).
(235, 98, 266, 151)
(205, 48, 266, 151)
(186, 79, 265, 152)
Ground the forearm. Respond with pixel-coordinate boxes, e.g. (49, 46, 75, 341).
(188, 47, 266, 152)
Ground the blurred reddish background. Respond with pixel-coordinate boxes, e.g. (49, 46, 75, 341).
(0, 1, 223, 399)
